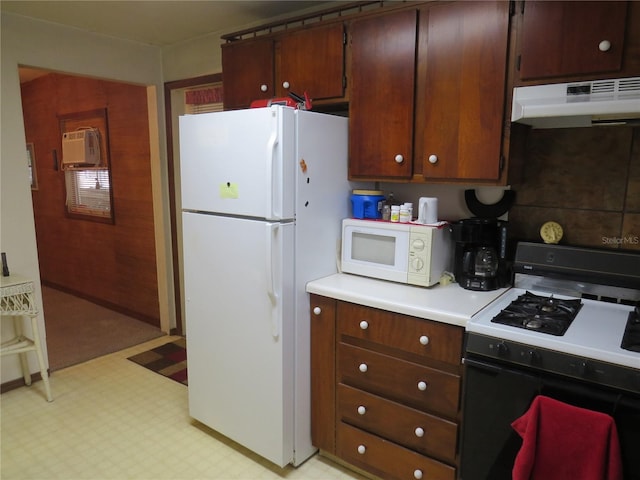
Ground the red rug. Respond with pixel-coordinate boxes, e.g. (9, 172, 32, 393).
(127, 338, 188, 385)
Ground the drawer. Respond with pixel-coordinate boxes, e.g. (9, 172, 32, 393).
(337, 302, 463, 366)
(338, 384, 458, 464)
(338, 343, 460, 418)
(337, 422, 456, 480)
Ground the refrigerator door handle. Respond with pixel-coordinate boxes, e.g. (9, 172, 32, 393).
(266, 128, 279, 220)
(265, 223, 280, 339)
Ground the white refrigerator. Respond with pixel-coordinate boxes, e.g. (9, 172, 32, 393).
(179, 106, 351, 467)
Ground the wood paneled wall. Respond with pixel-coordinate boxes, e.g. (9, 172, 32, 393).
(21, 73, 160, 326)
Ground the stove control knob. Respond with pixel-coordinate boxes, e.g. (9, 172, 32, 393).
(569, 359, 590, 376)
(578, 361, 590, 377)
(527, 350, 540, 365)
(496, 341, 509, 357)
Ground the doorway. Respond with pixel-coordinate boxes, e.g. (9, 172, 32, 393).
(164, 73, 222, 335)
(20, 67, 165, 368)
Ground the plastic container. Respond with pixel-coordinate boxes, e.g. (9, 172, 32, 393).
(351, 190, 385, 219)
(399, 205, 411, 223)
(403, 202, 413, 221)
(382, 204, 391, 221)
(390, 205, 400, 223)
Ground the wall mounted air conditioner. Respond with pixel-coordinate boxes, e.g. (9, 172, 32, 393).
(62, 128, 101, 166)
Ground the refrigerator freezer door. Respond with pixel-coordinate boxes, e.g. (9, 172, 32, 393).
(182, 212, 295, 467)
(179, 106, 295, 220)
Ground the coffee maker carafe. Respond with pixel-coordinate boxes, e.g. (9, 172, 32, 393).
(450, 218, 508, 291)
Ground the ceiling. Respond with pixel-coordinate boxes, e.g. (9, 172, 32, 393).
(1, 1, 331, 47)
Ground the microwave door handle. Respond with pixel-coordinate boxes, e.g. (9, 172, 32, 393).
(265, 223, 280, 339)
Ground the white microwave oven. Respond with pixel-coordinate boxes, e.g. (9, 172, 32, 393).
(341, 218, 453, 287)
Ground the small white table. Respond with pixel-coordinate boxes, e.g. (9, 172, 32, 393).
(1, 274, 53, 401)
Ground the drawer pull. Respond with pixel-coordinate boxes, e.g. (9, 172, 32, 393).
(357, 405, 367, 415)
(598, 39, 611, 52)
(313, 306, 321, 315)
(357, 444, 366, 455)
(414, 469, 424, 479)
(359, 320, 369, 330)
(419, 335, 429, 346)
(414, 427, 425, 437)
(359, 363, 368, 373)
(417, 381, 428, 391)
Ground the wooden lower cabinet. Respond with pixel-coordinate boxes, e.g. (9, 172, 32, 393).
(337, 423, 457, 480)
(310, 295, 464, 480)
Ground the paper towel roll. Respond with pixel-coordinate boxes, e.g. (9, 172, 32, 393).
(418, 197, 438, 224)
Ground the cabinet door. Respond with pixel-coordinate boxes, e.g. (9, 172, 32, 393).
(519, 1, 627, 80)
(310, 294, 337, 453)
(222, 37, 274, 110)
(276, 23, 346, 101)
(348, 9, 417, 179)
(419, 1, 509, 181)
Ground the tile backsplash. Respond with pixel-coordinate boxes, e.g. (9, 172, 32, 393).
(508, 126, 639, 251)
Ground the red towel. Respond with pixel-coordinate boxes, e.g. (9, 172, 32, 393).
(511, 395, 623, 480)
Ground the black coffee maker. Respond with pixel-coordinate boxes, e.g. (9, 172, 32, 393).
(450, 218, 509, 291)
(450, 190, 514, 291)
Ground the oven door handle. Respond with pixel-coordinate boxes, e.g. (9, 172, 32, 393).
(463, 357, 506, 375)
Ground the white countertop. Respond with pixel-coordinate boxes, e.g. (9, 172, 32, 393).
(306, 273, 510, 327)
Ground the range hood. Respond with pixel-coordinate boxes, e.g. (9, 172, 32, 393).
(511, 77, 640, 128)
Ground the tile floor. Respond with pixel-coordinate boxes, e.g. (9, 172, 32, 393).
(1, 336, 367, 480)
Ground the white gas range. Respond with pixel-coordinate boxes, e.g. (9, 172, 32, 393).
(460, 242, 640, 480)
(465, 242, 640, 393)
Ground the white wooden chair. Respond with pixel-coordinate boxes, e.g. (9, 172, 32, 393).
(1, 275, 53, 402)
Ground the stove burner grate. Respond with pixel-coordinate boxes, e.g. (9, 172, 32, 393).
(491, 291, 583, 336)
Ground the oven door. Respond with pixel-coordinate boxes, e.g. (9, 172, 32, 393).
(460, 356, 640, 480)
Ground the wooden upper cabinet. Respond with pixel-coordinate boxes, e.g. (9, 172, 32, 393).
(418, 1, 510, 181)
(348, 9, 417, 180)
(276, 23, 346, 101)
(222, 23, 346, 110)
(222, 37, 274, 110)
(518, 1, 628, 81)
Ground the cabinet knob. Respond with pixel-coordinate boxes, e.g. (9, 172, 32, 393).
(357, 444, 366, 455)
(313, 306, 321, 315)
(415, 427, 425, 437)
(428, 154, 438, 164)
(598, 40, 611, 52)
(414, 469, 424, 479)
(359, 363, 368, 373)
(419, 335, 429, 346)
(260, 84, 268, 92)
(359, 320, 369, 330)
(394, 154, 404, 164)
(282, 81, 290, 89)
(417, 380, 428, 391)
(357, 405, 367, 415)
